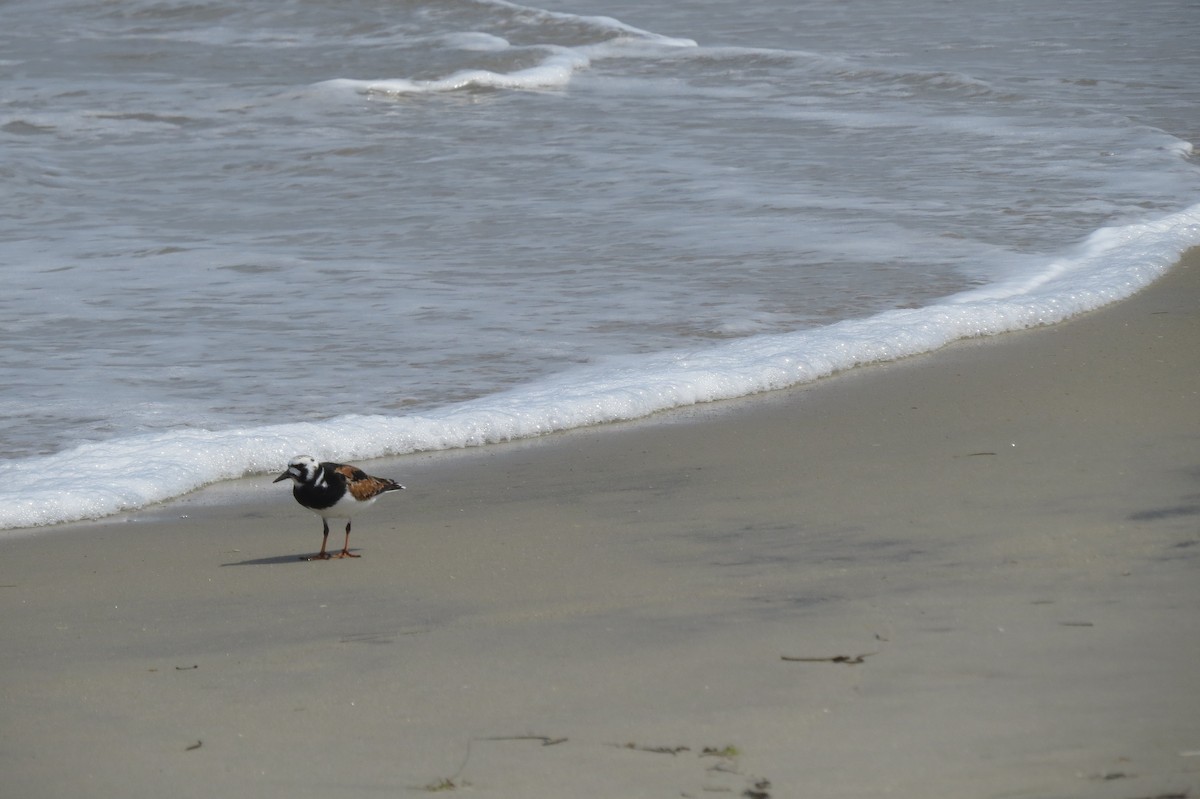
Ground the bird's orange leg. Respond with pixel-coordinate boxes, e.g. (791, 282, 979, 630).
(302, 520, 333, 561)
(332, 520, 360, 559)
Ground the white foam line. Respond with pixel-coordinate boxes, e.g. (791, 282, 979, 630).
(312, 0, 696, 97)
(1, 204, 1197, 531)
(473, 0, 697, 48)
(329, 46, 590, 95)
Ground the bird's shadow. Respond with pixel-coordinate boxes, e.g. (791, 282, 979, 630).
(220, 553, 331, 566)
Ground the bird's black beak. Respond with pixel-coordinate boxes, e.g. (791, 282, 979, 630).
(273, 471, 291, 483)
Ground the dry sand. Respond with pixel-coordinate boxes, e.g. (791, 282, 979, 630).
(2, 251, 1198, 799)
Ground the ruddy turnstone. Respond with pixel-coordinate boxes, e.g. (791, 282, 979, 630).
(274, 455, 405, 561)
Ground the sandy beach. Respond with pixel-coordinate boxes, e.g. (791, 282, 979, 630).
(3, 250, 1198, 799)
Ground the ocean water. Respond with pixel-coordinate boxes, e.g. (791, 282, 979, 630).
(1, 0, 1197, 531)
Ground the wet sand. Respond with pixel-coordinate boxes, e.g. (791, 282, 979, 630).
(2, 250, 1198, 799)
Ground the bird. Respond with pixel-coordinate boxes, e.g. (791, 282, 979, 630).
(273, 455, 405, 561)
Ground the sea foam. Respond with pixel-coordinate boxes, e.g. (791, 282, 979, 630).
(319, 46, 591, 95)
(315, 0, 696, 97)
(2, 204, 1196, 532)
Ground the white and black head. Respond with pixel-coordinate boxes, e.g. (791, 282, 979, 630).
(273, 455, 321, 485)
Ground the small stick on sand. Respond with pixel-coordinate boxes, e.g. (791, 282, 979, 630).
(780, 652, 876, 665)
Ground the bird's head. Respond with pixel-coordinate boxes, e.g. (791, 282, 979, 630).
(274, 455, 320, 485)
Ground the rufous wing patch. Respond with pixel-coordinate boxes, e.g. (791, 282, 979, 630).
(334, 464, 403, 501)
(333, 464, 368, 483)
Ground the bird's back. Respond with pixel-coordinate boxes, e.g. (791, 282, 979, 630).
(329, 462, 405, 502)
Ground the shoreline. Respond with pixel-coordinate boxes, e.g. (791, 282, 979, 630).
(2, 250, 1198, 798)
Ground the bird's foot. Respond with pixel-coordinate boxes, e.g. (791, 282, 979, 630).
(302, 552, 333, 561)
(332, 550, 361, 559)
